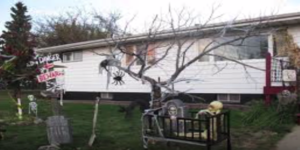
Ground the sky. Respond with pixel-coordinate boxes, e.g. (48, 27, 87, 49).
(0, 0, 300, 32)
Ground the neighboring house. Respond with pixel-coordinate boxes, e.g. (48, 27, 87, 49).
(35, 12, 300, 104)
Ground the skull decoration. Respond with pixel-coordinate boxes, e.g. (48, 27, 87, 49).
(198, 101, 223, 116)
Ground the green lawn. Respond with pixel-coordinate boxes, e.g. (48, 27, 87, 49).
(0, 91, 290, 150)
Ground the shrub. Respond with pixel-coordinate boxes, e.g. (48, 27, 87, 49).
(242, 100, 297, 131)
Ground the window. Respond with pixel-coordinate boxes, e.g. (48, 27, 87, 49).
(217, 94, 241, 103)
(214, 35, 268, 61)
(124, 44, 156, 66)
(101, 93, 113, 99)
(198, 39, 211, 62)
(147, 44, 156, 65)
(62, 51, 82, 62)
(125, 45, 135, 65)
(136, 44, 147, 65)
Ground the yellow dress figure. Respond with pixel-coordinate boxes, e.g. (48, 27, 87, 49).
(198, 101, 223, 140)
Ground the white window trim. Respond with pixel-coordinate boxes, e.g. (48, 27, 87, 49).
(217, 94, 241, 103)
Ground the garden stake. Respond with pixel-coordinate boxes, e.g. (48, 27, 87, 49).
(88, 97, 100, 146)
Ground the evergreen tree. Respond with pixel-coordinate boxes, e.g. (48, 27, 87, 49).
(0, 2, 37, 119)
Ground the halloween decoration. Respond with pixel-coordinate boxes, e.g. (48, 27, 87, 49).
(195, 101, 223, 140)
(197, 101, 223, 116)
(88, 97, 100, 146)
(98, 57, 121, 89)
(142, 100, 231, 150)
(112, 70, 125, 85)
(0, 121, 6, 140)
(98, 58, 121, 74)
(0, 128, 5, 140)
(277, 90, 297, 111)
(28, 95, 38, 117)
(118, 99, 149, 119)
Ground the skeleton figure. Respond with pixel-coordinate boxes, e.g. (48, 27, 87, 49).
(28, 95, 38, 117)
(276, 90, 297, 111)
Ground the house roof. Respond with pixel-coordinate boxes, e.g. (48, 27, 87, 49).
(36, 12, 300, 54)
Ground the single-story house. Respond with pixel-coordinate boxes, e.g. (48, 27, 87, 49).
(35, 12, 300, 104)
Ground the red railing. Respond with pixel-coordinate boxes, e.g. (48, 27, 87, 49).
(264, 52, 296, 105)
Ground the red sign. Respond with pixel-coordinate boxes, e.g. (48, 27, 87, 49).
(37, 71, 63, 83)
(43, 63, 54, 70)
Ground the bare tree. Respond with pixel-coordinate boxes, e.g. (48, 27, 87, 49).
(34, 10, 122, 47)
(97, 6, 269, 109)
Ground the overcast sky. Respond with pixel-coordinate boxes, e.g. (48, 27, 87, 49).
(1, 0, 300, 32)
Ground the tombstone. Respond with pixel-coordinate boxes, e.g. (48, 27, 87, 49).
(162, 99, 188, 133)
(46, 116, 72, 145)
(162, 99, 188, 117)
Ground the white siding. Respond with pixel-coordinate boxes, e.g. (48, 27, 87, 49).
(55, 25, 300, 95)
(55, 38, 267, 94)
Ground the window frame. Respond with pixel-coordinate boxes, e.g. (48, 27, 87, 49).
(217, 94, 241, 103)
(124, 43, 156, 66)
(100, 93, 113, 99)
(198, 39, 212, 62)
(62, 51, 83, 63)
(212, 34, 270, 61)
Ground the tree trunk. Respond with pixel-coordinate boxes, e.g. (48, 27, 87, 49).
(12, 83, 23, 120)
(150, 83, 162, 109)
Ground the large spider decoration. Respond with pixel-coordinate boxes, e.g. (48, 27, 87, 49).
(112, 71, 125, 85)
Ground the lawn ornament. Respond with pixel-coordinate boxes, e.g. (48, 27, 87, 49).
(0, 121, 6, 140)
(88, 97, 100, 146)
(119, 99, 149, 119)
(277, 90, 297, 111)
(28, 95, 38, 117)
(196, 101, 223, 140)
(142, 100, 231, 150)
(112, 70, 125, 85)
(98, 57, 121, 89)
(197, 101, 223, 116)
(98, 58, 121, 74)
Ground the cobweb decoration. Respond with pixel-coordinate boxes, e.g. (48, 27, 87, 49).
(98, 55, 121, 89)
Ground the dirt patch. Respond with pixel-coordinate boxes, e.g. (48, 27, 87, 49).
(231, 129, 278, 150)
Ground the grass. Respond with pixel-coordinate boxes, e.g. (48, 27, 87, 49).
(0, 91, 293, 150)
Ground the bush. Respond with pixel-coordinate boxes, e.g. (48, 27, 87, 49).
(242, 100, 297, 131)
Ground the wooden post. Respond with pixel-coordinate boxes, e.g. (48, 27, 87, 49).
(265, 52, 272, 105)
(88, 97, 100, 146)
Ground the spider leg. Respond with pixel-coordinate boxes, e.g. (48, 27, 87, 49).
(120, 80, 125, 85)
(117, 71, 121, 76)
(113, 72, 117, 77)
(112, 80, 116, 85)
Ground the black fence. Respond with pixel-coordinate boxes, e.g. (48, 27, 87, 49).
(143, 111, 231, 150)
